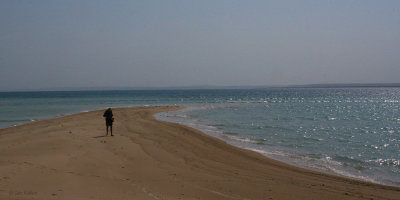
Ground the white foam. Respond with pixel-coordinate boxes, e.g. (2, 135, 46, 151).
(245, 148, 382, 185)
(246, 148, 292, 158)
(222, 135, 261, 144)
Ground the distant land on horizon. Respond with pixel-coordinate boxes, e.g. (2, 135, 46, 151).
(288, 83, 400, 88)
(1, 83, 400, 92)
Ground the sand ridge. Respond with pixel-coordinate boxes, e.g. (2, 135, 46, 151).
(0, 106, 399, 200)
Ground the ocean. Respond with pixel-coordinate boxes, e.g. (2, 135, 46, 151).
(0, 88, 399, 187)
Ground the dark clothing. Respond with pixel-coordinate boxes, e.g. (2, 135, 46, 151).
(103, 108, 113, 126)
(106, 118, 113, 126)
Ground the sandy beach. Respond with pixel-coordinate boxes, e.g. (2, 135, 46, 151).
(0, 106, 399, 200)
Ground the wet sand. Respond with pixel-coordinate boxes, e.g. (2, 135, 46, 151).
(0, 106, 399, 200)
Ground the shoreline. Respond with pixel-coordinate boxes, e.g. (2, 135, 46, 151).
(156, 107, 398, 188)
(0, 106, 399, 199)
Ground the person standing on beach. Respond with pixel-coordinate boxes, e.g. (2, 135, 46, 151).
(103, 108, 114, 136)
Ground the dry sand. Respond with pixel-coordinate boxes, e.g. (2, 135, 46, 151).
(0, 106, 399, 200)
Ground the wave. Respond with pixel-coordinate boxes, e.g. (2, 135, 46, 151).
(247, 148, 380, 185)
(367, 158, 400, 168)
(222, 131, 238, 135)
(221, 134, 265, 145)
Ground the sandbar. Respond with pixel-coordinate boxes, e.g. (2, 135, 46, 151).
(0, 106, 399, 199)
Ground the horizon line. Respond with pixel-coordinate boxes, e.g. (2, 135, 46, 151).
(1, 83, 400, 92)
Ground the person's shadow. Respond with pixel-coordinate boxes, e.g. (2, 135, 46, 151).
(93, 136, 106, 138)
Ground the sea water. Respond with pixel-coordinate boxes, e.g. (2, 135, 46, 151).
(0, 88, 399, 186)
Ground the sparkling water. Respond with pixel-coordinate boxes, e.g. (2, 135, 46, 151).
(1, 88, 399, 186)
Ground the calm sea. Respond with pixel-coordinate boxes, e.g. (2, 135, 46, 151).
(1, 88, 399, 186)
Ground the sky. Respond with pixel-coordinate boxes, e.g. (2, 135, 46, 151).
(1, 0, 399, 90)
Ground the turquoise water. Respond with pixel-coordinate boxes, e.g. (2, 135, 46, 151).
(1, 88, 399, 186)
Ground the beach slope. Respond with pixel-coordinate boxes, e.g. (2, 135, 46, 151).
(0, 106, 399, 200)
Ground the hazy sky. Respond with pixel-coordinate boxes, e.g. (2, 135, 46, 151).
(1, 0, 399, 90)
